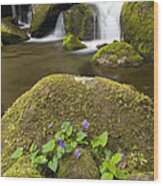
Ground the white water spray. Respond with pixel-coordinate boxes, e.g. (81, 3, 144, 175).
(28, 12, 66, 42)
(11, 5, 17, 19)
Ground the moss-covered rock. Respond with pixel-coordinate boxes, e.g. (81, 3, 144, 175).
(128, 172, 154, 181)
(30, 4, 72, 38)
(57, 149, 100, 179)
(3, 156, 42, 178)
(92, 41, 143, 67)
(1, 17, 28, 45)
(64, 4, 95, 40)
(63, 33, 86, 51)
(121, 2, 154, 62)
(1, 74, 153, 174)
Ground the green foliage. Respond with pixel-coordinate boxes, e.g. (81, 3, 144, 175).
(42, 139, 55, 153)
(100, 153, 127, 180)
(48, 157, 58, 173)
(63, 33, 86, 51)
(91, 131, 108, 149)
(11, 147, 23, 160)
(76, 131, 88, 143)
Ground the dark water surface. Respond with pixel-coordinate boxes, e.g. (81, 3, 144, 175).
(1, 41, 154, 114)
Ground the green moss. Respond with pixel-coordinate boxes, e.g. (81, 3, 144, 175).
(57, 148, 100, 179)
(1, 74, 154, 174)
(92, 41, 143, 67)
(63, 33, 86, 51)
(128, 172, 154, 181)
(1, 17, 28, 45)
(121, 2, 154, 62)
(64, 4, 95, 40)
(3, 156, 42, 178)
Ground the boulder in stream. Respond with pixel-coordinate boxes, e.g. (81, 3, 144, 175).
(63, 33, 86, 51)
(64, 3, 96, 40)
(1, 17, 28, 45)
(121, 2, 154, 62)
(92, 41, 143, 67)
(1, 74, 153, 176)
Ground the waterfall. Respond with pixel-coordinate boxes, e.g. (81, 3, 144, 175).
(94, 2, 124, 41)
(28, 2, 123, 51)
(52, 12, 66, 38)
(28, 12, 66, 42)
(18, 5, 32, 29)
(78, 1, 124, 53)
(11, 5, 16, 19)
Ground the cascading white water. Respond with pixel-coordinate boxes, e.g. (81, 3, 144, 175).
(18, 5, 33, 29)
(28, 2, 124, 51)
(11, 5, 17, 19)
(94, 1, 124, 41)
(28, 12, 66, 42)
(79, 1, 124, 53)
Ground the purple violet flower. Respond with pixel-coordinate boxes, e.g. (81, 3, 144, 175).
(121, 152, 125, 159)
(74, 148, 81, 159)
(48, 123, 53, 129)
(82, 120, 90, 129)
(58, 137, 65, 149)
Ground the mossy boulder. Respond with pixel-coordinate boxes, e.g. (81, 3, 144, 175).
(3, 156, 42, 178)
(57, 149, 100, 179)
(121, 2, 154, 62)
(1, 17, 28, 45)
(63, 33, 86, 51)
(92, 41, 143, 67)
(1, 74, 153, 175)
(30, 4, 72, 38)
(64, 4, 95, 40)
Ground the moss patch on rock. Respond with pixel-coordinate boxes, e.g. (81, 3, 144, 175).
(63, 33, 86, 51)
(92, 41, 143, 67)
(121, 2, 154, 62)
(1, 17, 28, 45)
(1, 74, 153, 175)
(57, 148, 100, 179)
(3, 156, 42, 178)
(64, 3, 95, 40)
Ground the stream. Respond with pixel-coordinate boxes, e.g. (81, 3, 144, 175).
(1, 41, 153, 114)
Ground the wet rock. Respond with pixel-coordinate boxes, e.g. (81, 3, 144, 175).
(64, 4, 96, 40)
(63, 33, 86, 51)
(121, 2, 154, 62)
(1, 17, 28, 45)
(92, 41, 143, 67)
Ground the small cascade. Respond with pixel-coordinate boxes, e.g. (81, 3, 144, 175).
(18, 5, 32, 29)
(77, 1, 124, 53)
(11, 5, 16, 19)
(29, 12, 66, 42)
(52, 12, 66, 38)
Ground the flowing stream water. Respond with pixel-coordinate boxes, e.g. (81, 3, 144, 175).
(28, 2, 124, 52)
(1, 3, 154, 114)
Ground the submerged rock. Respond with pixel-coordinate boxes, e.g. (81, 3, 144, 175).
(64, 4, 96, 40)
(92, 41, 143, 67)
(121, 2, 154, 62)
(57, 149, 100, 179)
(3, 156, 42, 178)
(63, 33, 86, 51)
(1, 74, 153, 174)
(1, 17, 28, 45)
